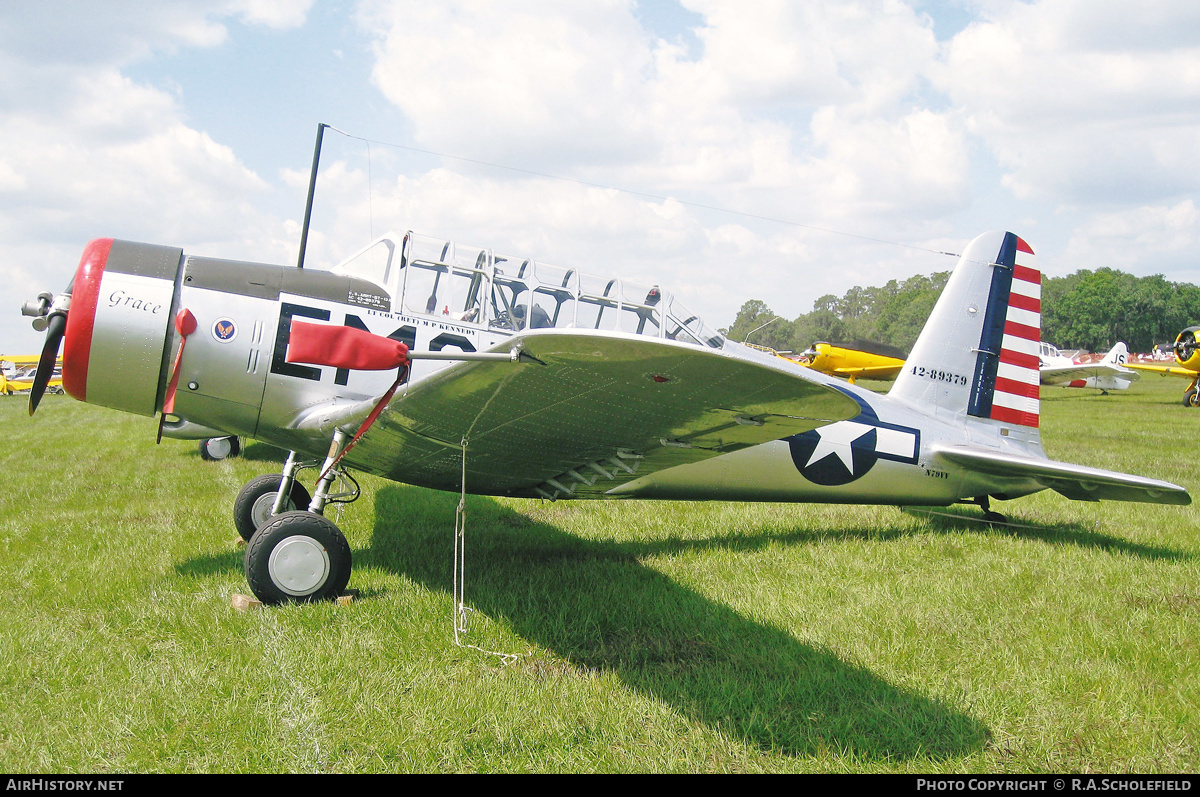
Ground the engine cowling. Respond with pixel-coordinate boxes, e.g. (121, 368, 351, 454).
(1174, 326, 1200, 372)
(62, 238, 184, 417)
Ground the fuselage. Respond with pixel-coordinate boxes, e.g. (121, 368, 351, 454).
(60, 232, 1048, 510)
(172, 275, 1040, 506)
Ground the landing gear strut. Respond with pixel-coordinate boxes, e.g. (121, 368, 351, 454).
(239, 432, 359, 604)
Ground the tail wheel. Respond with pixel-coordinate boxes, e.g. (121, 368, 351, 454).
(245, 511, 352, 605)
(200, 436, 241, 461)
(233, 473, 312, 542)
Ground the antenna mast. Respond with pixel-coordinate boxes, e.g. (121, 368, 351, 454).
(297, 122, 328, 269)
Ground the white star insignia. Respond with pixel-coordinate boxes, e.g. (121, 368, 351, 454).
(805, 421, 872, 473)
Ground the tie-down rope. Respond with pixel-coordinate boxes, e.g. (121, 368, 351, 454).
(452, 436, 523, 665)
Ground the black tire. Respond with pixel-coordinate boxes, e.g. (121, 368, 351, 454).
(1184, 388, 1199, 408)
(233, 473, 312, 542)
(244, 511, 352, 605)
(200, 436, 241, 461)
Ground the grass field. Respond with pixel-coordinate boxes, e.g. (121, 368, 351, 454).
(1, 376, 1197, 773)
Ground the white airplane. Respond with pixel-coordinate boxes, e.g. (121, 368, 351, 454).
(22, 230, 1189, 605)
(1039, 341, 1139, 393)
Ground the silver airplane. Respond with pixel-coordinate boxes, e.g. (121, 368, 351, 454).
(22, 229, 1190, 605)
(1039, 341, 1139, 393)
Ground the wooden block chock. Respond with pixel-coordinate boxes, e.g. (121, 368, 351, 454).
(231, 593, 262, 611)
(230, 590, 357, 610)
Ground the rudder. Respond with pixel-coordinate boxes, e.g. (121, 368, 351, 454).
(889, 231, 1041, 430)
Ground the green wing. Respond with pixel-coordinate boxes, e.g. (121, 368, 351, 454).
(346, 329, 861, 497)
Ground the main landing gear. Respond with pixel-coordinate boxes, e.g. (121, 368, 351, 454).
(235, 433, 359, 605)
(233, 472, 311, 542)
(200, 435, 241, 461)
(245, 511, 352, 605)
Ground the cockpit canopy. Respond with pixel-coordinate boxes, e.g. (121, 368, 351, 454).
(1039, 341, 1062, 361)
(331, 230, 725, 349)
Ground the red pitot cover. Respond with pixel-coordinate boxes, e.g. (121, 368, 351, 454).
(286, 320, 409, 370)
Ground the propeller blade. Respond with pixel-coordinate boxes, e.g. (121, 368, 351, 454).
(28, 311, 66, 416)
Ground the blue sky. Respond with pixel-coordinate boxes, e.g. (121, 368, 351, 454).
(3, 0, 1200, 353)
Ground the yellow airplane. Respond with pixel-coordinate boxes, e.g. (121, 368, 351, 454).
(1, 355, 63, 396)
(1125, 326, 1200, 406)
(794, 341, 907, 384)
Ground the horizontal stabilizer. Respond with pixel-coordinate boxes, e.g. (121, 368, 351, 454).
(933, 444, 1191, 505)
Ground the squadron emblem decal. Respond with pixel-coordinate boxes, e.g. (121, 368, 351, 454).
(212, 317, 238, 343)
(788, 391, 920, 486)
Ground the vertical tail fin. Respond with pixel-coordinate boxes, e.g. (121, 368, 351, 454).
(1101, 342, 1129, 366)
(889, 231, 1041, 430)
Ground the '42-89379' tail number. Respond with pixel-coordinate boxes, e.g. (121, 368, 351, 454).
(910, 365, 968, 386)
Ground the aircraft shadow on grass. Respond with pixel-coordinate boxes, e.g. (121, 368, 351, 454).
(902, 507, 1191, 562)
(237, 442, 294, 464)
(360, 485, 991, 760)
(166, 440, 290, 463)
(178, 486, 1190, 759)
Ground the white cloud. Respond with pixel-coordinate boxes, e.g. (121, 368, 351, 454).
(804, 107, 969, 218)
(938, 0, 1200, 204)
(338, 0, 995, 337)
(1063, 199, 1200, 278)
(0, 63, 278, 246)
(0, 1, 311, 69)
(0, 2, 314, 350)
(358, 0, 958, 217)
(235, 0, 315, 29)
(359, 0, 655, 168)
(350, 0, 972, 313)
(681, 0, 937, 113)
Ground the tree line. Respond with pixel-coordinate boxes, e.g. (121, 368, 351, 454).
(722, 267, 1200, 356)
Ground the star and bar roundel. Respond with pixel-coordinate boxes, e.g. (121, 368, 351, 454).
(788, 391, 921, 486)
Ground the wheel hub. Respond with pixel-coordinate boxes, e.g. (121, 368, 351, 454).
(205, 438, 232, 458)
(251, 492, 292, 529)
(267, 535, 331, 596)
